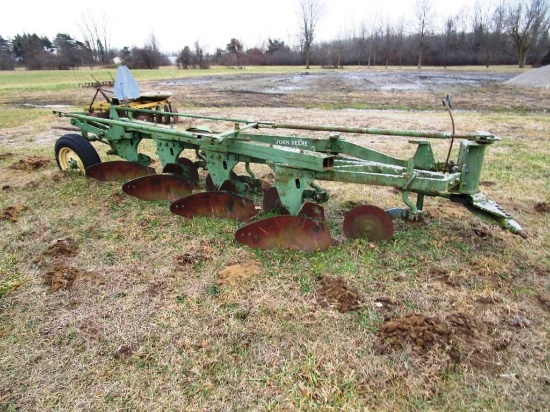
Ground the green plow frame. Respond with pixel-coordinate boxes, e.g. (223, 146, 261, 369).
(53, 105, 526, 241)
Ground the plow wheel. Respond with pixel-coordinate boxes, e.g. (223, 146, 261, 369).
(122, 174, 193, 202)
(170, 192, 258, 221)
(55, 134, 101, 173)
(343, 205, 394, 241)
(86, 160, 156, 182)
(235, 216, 334, 252)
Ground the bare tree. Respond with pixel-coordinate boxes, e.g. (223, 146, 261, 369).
(80, 11, 111, 65)
(394, 16, 405, 68)
(413, 0, 435, 68)
(505, 0, 550, 67)
(487, 1, 507, 67)
(297, 0, 327, 69)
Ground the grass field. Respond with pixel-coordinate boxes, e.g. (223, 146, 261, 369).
(0, 66, 549, 411)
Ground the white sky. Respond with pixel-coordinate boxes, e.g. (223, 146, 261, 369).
(1, 0, 479, 53)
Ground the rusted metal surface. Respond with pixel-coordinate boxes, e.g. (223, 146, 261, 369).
(170, 192, 257, 221)
(122, 174, 193, 202)
(86, 161, 155, 182)
(298, 201, 325, 221)
(235, 216, 333, 252)
(343, 205, 394, 241)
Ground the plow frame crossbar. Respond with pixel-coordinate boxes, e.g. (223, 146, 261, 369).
(53, 108, 526, 237)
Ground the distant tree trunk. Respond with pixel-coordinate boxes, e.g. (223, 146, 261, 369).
(80, 11, 111, 65)
(297, 0, 326, 69)
(413, 0, 434, 69)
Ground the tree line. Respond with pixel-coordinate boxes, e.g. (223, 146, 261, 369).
(1, 0, 549, 71)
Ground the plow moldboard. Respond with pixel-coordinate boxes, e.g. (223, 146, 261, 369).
(170, 192, 258, 221)
(86, 161, 156, 182)
(122, 174, 193, 201)
(235, 215, 334, 252)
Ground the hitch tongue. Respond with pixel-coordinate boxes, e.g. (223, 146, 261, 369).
(450, 193, 527, 239)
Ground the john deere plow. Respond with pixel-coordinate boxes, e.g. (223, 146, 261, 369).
(52, 71, 526, 252)
(50, 67, 527, 251)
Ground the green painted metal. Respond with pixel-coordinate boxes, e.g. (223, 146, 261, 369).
(52, 104, 525, 238)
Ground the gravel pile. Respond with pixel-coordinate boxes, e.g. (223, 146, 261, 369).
(505, 65, 550, 88)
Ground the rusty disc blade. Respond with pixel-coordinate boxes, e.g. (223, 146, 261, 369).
(298, 202, 325, 221)
(122, 174, 193, 201)
(86, 161, 155, 182)
(170, 192, 257, 221)
(343, 204, 394, 241)
(235, 216, 334, 252)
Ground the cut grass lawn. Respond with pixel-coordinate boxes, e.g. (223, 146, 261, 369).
(0, 66, 549, 411)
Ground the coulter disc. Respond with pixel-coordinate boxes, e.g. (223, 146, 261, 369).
(235, 216, 334, 252)
(170, 192, 257, 221)
(86, 161, 155, 182)
(122, 174, 193, 201)
(343, 204, 394, 241)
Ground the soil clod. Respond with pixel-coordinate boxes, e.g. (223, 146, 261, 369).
(316, 275, 363, 312)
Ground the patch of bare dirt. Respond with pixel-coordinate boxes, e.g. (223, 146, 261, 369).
(375, 313, 451, 353)
(536, 294, 550, 312)
(175, 239, 221, 267)
(534, 202, 550, 213)
(0, 205, 25, 222)
(376, 312, 509, 372)
(43, 237, 78, 258)
(42, 262, 93, 293)
(315, 275, 364, 313)
(0, 152, 13, 160)
(9, 155, 50, 171)
(217, 259, 262, 286)
(424, 203, 469, 220)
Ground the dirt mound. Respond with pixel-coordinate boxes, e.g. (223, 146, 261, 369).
(43, 237, 78, 258)
(315, 275, 364, 312)
(9, 155, 50, 171)
(217, 260, 262, 286)
(376, 312, 508, 371)
(1, 205, 25, 222)
(534, 201, 550, 213)
(505, 65, 550, 88)
(43, 262, 93, 292)
(376, 313, 451, 352)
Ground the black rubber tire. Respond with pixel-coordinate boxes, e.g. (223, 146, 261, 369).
(54, 134, 101, 172)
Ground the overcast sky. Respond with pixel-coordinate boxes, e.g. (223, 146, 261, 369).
(2, 0, 479, 53)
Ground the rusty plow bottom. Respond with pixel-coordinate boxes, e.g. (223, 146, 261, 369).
(122, 174, 193, 202)
(86, 161, 156, 182)
(235, 216, 334, 252)
(170, 192, 258, 221)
